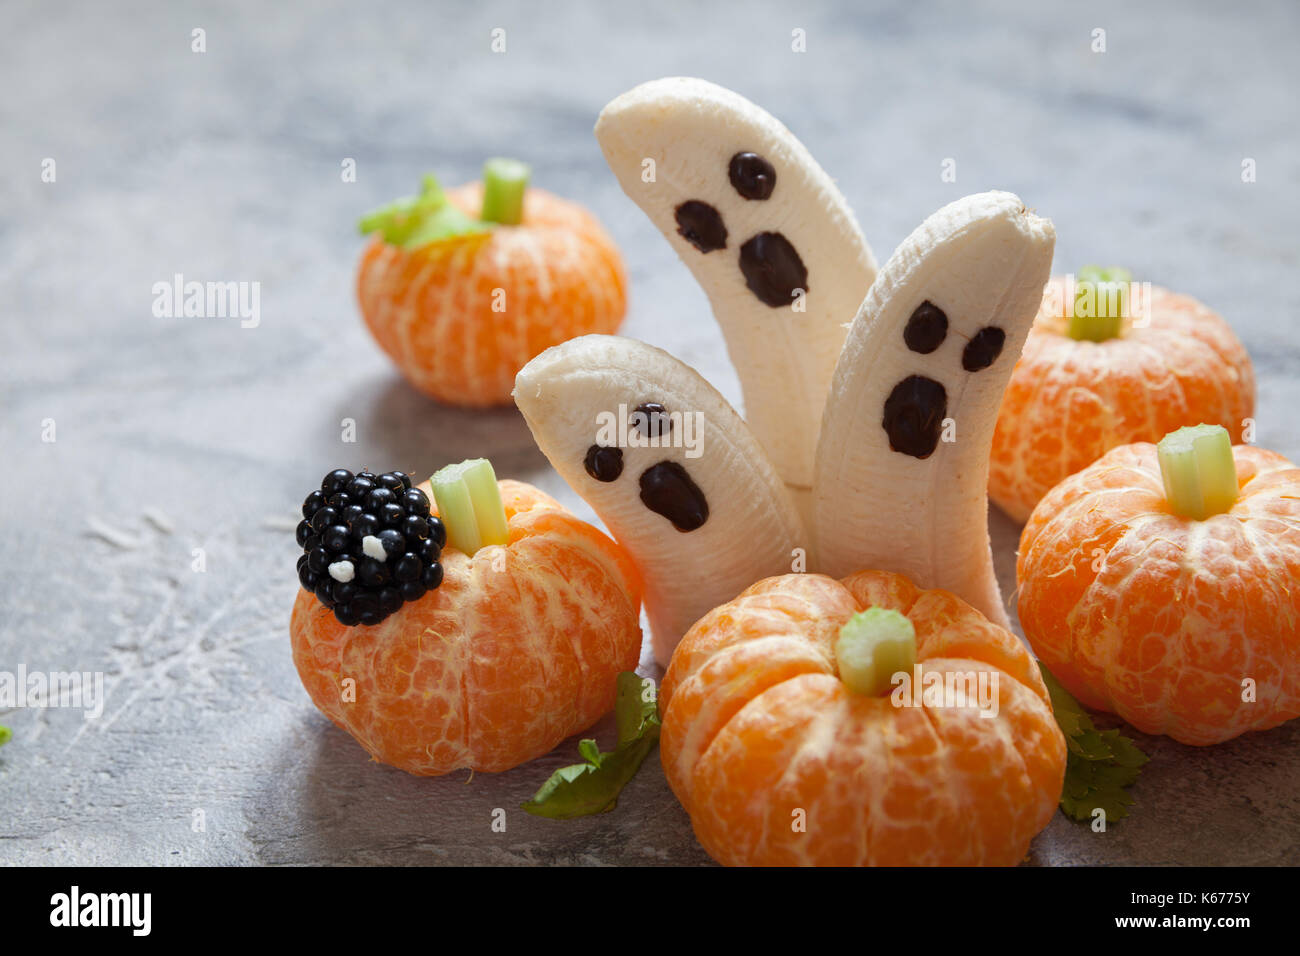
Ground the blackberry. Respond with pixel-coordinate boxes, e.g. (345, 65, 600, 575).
(393, 552, 422, 582)
(368, 487, 397, 511)
(322, 524, 351, 553)
(403, 488, 430, 516)
(357, 557, 390, 587)
(350, 512, 382, 539)
(346, 475, 376, 500)
(302, 490, 326, 518)
(322, 469, 353, 495)
(375, 529, 405, 557)
(298, 469, 446, 626)
(310, 506, 338, 532)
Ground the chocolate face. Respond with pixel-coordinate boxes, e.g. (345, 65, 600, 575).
(739, 232, 808, 308)
(962, 326, 1006, 371)
(675, 201, 727, 253)
(632, 402, 672, 438)
(903, 301, 948, 354)
(882, 375, 948, 459)
(639, 461, 709, 532)
(728, 152, 776, 200)
(584, 444, 624, 482)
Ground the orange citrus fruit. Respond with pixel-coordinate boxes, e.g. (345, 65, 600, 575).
(660, 570, 1065, 866)
(1017, 442, 1300, 745)
(357, 182, 627, 407)
(989, 277, 1254, 523)
(291, 478, 642, 774)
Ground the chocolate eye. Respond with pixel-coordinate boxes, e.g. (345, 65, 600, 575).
(632, 403, 672, 438)
(903, 301, 948, 354)
(584, 445, 623, 482)
(639, 461, 709, 532)
(882, 375, 948, 459)
(728, 152, 777, 200)
(739, 232, 808, 308)
(962, 327, 1006, 371)
(675, 201, 727, 253)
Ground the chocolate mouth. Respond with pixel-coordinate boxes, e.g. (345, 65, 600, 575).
(639, 461, 709, 532)
(739, 232, 807, 308)
(882, 375, 948, 459)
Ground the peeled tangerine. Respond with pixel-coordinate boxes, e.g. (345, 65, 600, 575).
(291, 477, 642, 774)
(1017, 428, 1300, 746)
(660, 570, 1066, 866)
(989, 273, 1255, 524)
(357, 162, 627, 407)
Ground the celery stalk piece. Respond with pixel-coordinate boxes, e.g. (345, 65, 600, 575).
(429, 458, 510, 556)
(1157, 424, 1239, 520)
(460, 459, 510, 548)
(480, 158, 531, 226)
(1068, 264, 1133, 342)
(430, 462, 483, 556)
(835, 607, 917, 697)
(358, 173, 489, 248)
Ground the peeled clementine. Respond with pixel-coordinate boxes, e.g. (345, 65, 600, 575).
(1018, 441, 1300, 746)
(989, 277, 1254, 523)
(660, 570, 1066, 866)
(290, 479, 642, 774)
(358, 182, 628, 407)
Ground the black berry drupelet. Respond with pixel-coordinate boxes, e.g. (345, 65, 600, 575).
(297, 469, 446, 626)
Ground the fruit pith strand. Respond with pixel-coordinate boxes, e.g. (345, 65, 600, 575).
(297, 469, 446, 627)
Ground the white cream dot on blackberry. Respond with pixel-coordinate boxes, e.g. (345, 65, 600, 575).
(328, 560, 356, 583)
(362, 534, 388, 562)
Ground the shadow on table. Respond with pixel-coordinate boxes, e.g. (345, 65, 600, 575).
(1024, 713, 1300, 866)
(329, 373, 549, 482)
(247, 704, 709, 866)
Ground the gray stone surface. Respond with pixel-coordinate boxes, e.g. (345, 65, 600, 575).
(1, 0, 1298, 865)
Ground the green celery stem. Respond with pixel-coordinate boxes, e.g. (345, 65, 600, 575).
(429, 459, 510, 555)
(1157, 424, 1238, 520)
(1068, 265, 1132, 342)
(835, 607, 917, 697)
(480, 158, 531, 226)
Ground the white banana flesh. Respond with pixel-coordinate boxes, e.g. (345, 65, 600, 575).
(514, 334, 806, 667)
(812, 191, 1055, 629)
(595, 77, 877, 494)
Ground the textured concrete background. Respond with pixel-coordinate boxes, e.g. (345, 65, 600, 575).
(1, 0, 1298, 865)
